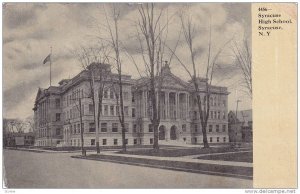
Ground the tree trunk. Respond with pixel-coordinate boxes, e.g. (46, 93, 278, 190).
(79, 98, 86, 156)
(201, 123, 209, 148)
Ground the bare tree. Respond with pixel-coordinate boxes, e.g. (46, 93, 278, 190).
(71, 45, 110, 154)
(231, 38, 252, 98)
(25, 116, 34, 133)
(101, 4, 128, 152)
(134, 3, 172, 150)
(166, 9, 231, 148)
(14, 119, 25, 133)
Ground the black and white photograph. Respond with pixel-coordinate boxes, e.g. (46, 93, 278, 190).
(2, 2, 273, 189)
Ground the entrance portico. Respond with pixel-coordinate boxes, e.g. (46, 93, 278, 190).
(158, 124, 180, 141)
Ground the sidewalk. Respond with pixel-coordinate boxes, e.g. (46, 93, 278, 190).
(4, 147, 95, 153)
(183, 150, 252, 159)
(99, 150, 253, 168)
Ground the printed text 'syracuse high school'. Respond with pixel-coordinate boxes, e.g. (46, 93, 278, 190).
(33, 62, 229, 147)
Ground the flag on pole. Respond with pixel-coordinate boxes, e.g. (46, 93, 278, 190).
(43, 54, 51, 64)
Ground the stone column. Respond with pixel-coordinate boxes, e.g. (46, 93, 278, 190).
(187, 94, 190, 119)
(156, 91, 159, 111)
(176, 93, 179, 119)
(185, 93, 188, 119)
(166, 91, 169, 119)
(144, 91, 147, 117)
(164, 91, 167, 119)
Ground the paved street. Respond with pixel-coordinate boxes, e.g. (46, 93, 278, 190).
(3, 149, 252, 188)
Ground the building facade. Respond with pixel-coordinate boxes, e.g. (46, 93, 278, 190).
(33, 63, 229, 147)
(228, 110, 253, 143)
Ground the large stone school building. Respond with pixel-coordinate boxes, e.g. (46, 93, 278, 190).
(33, 62, 229, 147)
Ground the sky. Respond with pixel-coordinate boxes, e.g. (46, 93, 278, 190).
(3, 3, 252, 119)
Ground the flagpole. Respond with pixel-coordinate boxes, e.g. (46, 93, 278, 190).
(50, 46, 52, 86)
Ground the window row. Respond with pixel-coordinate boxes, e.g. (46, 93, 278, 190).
(62, 89, 134, 108)
(191, 96, 226, 107)
(191, 111, 227, 120)
(191, 124, 226, 133)
(70, 138, 140, 146)
(65, 122, 138, 133)
(37, 128, 61, 138)
(192, 136, 227, 143)
(62, 105, 135, 120)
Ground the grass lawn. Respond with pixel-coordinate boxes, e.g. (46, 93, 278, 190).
(73, 154, 253, 179)
(119, 146, 249, 157)
(197, 152, 253, 163)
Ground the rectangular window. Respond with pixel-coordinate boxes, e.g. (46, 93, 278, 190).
(217, 137, 220, 142)
(123, 92, 129, 101)
(102, 139, 107, 145)
(124, 106, 129, 116)
(89, 123, 95, 132)
(148, 124, 153, 132)
(110, 106, 114, 116)
(114, 139, 118, 145)
(223, 137, 226, 142)
(223, 112, 226, 119)
(134, 139, 137, 145)
(132, 108, 136, 117)
(194, 137, 197, 143)
(194, 124, 197, 132)
(222, 125, 226, 132)
(56, 128, 61, 136)
(101, 123, 107, 132)
(91, 139, 95, 146)
(217, 111, 220, 119)
(81, 123, 84, 133)
(132, 93, 135, 102)
(216, 125, 219, 132)
(133, 124, 137, 133)
(55, 99, 60, 108)
(194, 111, 197, 119)
(183, 137, 186, 142)
(89, 104, 94, 114)
(125, 123, 129, 132)
(104, 90, 108, 98)
(150, 138, 153, 144)
(110, 91, 114, 99)
(209, 125, 213, 132)
(125, 139, 128, 145)
(210, 137, 213, 142)
(116, 106, 119, 116)
(112, 123, 118, 132)
(77, 124, 80, 133)
(182, 124, 186, 132)
(56, 113, 61, 121)
(104, 105, 108, 116)
(214, 111, 217, 119)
